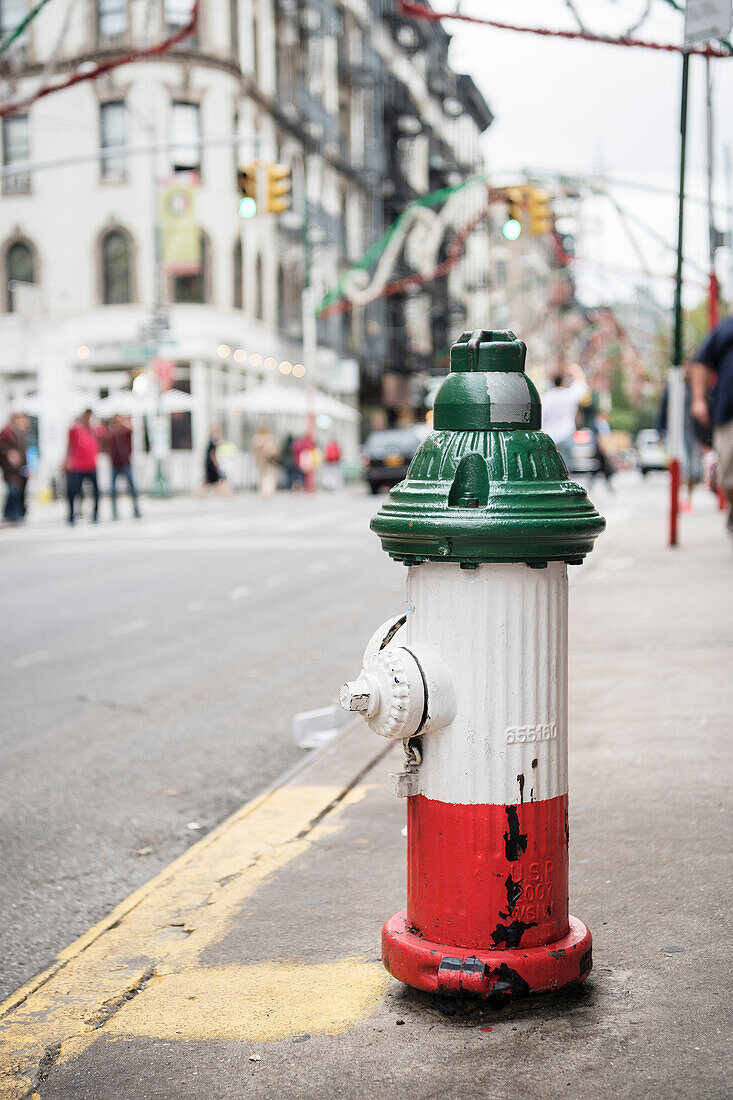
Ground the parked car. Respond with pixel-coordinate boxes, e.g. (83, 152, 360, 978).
(361, 427, 426, 494)
(569, 429, 602, 475)
(635, 429, 667, 476)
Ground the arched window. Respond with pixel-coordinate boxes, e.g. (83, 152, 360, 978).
(233, 238, 243, 309)
(101, 230, 132, 304)
(254, 254, 263, 320)
(173, 231, 209, 303)
(5, 240, 36, 312)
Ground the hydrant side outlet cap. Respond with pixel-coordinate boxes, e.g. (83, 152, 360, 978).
(371, 330, 605, 566)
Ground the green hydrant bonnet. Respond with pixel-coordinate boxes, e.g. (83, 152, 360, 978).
(371, 329, 605, 566)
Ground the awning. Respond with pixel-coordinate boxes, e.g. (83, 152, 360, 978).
(226, 382, 360, 423)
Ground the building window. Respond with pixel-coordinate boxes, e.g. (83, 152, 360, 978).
(233, 238, 243, 309)
(5, 240, 35, 312)
(173, 231, 208, 303)
(2, 115, 30, 195)
(100, 102, 126, 180)
(101, 230, 132, 304)
(164, 0, 197, 44)
(0, 0, 27, 39)
(97, 0, 128, 38)
(170, 102, 201, 174)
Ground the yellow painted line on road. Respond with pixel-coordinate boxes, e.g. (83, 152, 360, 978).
(0, 778, 390, 1099)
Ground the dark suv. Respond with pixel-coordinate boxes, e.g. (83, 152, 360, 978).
(361, 427, 426, 495)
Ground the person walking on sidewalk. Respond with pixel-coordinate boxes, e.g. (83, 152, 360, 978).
(691, 317, 733, 534)
(0, 411, 30, 525)
(106, 414, 141, 520)
(658, 364, 704, 511)
(65, 409, 101, 525)
(251, 425, 280, 500)
(542, 362, 590, 473)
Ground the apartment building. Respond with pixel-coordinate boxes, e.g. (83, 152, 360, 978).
(0, 0, 492, 489)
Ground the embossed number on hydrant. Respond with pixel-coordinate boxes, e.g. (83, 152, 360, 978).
(505, 723, 557, 744)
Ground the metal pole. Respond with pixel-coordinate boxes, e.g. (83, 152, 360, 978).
(145, 111, 170, 498)
(705, 56, 719, 329)
(301, 175, 317, 493)
(669, 49, 690, 548)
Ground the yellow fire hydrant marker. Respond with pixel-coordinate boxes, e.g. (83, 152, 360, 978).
(0, 780, 391, 1099)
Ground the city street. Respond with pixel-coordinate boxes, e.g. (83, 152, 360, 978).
(1, 470, 730, 1099)
(0, 488, 405, 1000)
(0, 472, 708, 1002)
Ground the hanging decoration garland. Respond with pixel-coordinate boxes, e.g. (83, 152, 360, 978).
(0, 1, 199, 117)
(397, 0, 733, 58)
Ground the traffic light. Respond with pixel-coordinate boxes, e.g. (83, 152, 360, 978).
(526, 186, 553, 235)
(265, 163, 292, 214)
(502, 186, 525, 240)
(237, 162, 258, 219)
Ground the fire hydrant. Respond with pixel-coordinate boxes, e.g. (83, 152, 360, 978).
(341, 330, 605, 998)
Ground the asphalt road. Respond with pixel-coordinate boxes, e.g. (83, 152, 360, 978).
(0, 488, 405, 1000)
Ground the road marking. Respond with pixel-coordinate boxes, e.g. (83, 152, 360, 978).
(109, 619, 148, 637)
(266, 574, 285, 588)
(186, 599, 208, 612)
(228, 586, 250, 601)
(11, 650, 49, 669)
(305, 560, 327, 576)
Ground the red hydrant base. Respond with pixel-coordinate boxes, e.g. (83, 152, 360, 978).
(382, 911, 592, 998)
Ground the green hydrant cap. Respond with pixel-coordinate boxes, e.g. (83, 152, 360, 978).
(371, 329, 605, 566)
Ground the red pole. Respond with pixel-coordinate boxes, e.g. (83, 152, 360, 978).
(669, 458, 681, 546)
(708, 271, 719, 329)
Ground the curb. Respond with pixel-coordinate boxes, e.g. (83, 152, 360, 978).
(0, 716, 382, 1022)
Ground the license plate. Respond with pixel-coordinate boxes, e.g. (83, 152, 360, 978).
(383, 454, 404, 467)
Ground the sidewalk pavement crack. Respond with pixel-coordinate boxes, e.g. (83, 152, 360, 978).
(83, 965, 157, 1031)
(28, 1041, 62, 1095)
(294, 741, 393, 841)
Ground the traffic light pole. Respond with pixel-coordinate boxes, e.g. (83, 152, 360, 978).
(669, 49, 690, 548)
(301, 191, 317, 493)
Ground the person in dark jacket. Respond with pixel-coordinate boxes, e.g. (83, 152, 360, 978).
(106, 415, 141, 519)
(0, 411, 30, 524)
(691, 316, 733, 533)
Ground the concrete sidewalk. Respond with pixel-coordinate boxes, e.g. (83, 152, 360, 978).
(1, 500, 731, 1099)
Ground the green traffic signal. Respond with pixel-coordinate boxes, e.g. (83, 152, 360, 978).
(239, 196, 257, 219)
(502, 218, 522, 241)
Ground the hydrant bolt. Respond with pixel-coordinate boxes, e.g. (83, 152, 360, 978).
(339, 679, 372, 713)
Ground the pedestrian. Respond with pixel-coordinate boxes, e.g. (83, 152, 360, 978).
(201, 425, 231, 497)
(251, 425, 280, 500)
(658, 364, 703, 511)
(691, 316, 733, 535)
(0, 411, 30, 525)
(65, 409, 101, 525)
(322, 437, 343, 490)
(590, 412, 615, 490)
(106, 414, 141, 519)
(541, 361, 590, 472)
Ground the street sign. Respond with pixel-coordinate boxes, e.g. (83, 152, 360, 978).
(122, 344, 155, 360)
(685, 0, 732, 44)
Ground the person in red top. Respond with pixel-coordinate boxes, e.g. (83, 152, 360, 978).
(66, 409, 101, 524)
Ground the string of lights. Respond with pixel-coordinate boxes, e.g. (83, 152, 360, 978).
(397, 0, 733, 58)
(0, 1, 199, 118)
